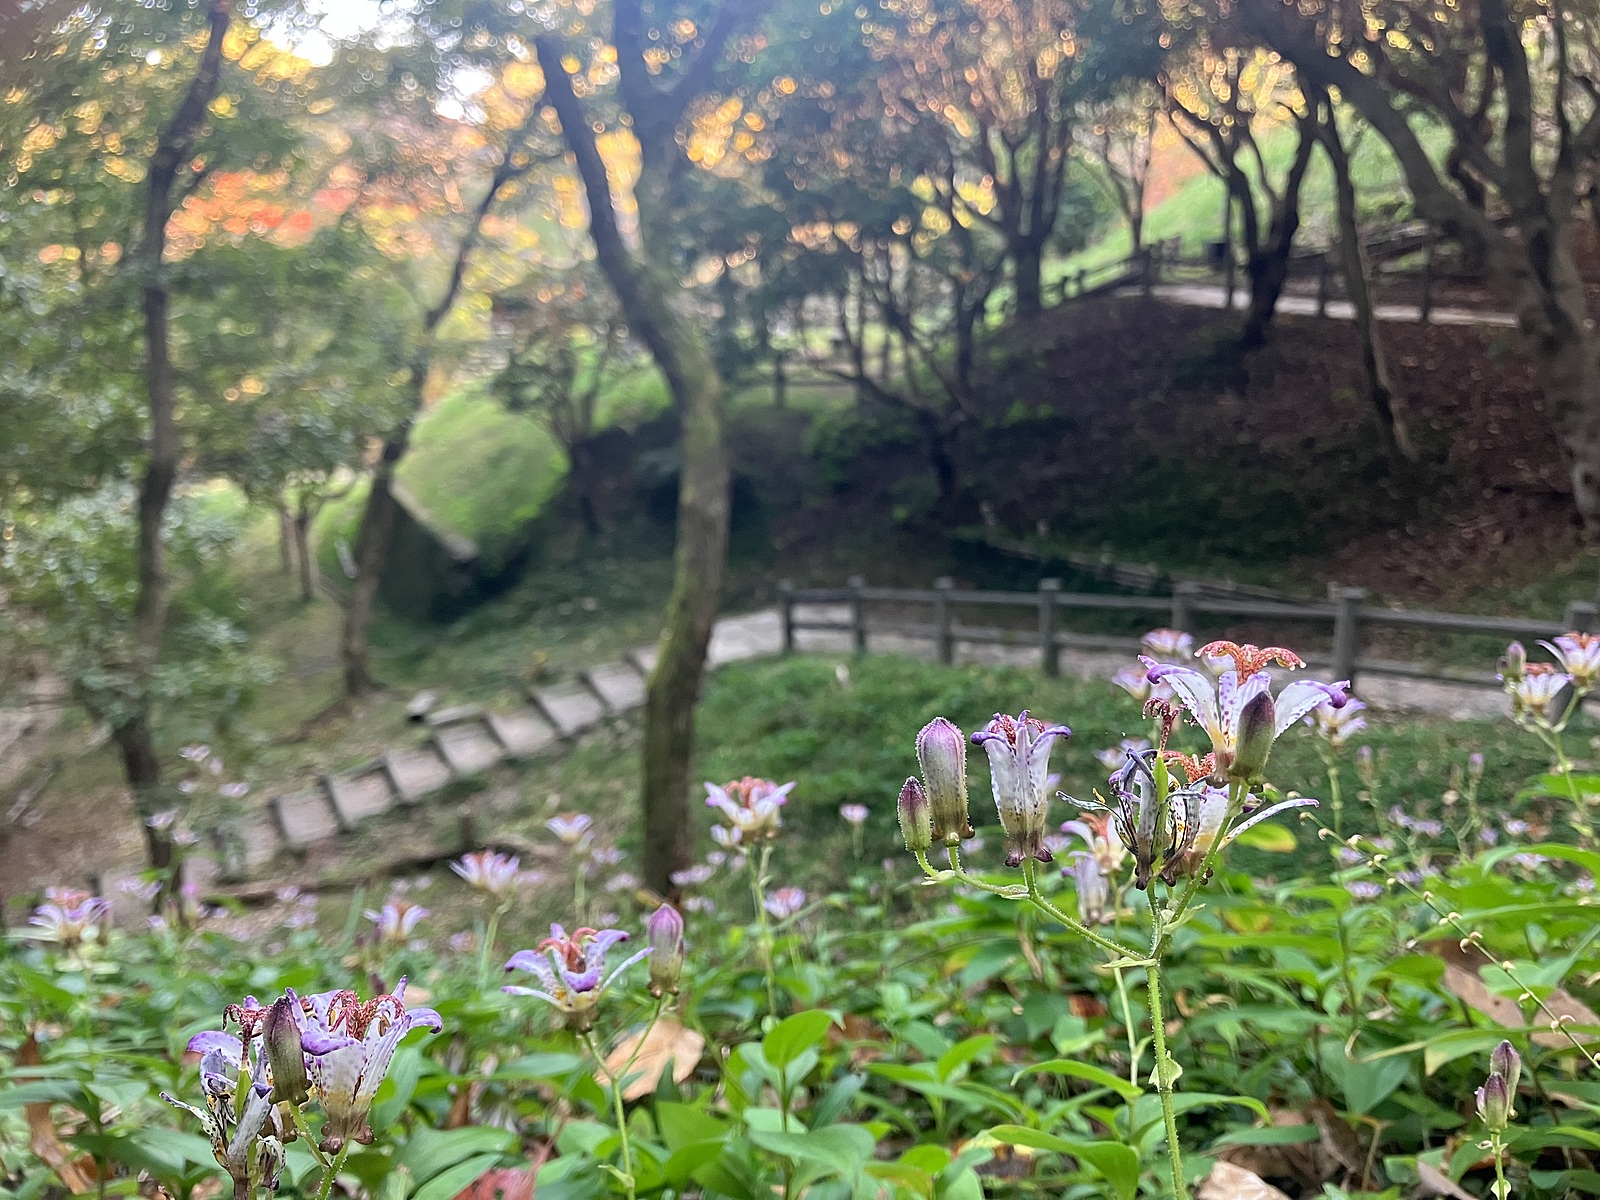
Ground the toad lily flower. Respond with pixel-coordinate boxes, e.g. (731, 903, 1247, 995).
(705, 777, 795, 841)
(28, 888, 110, 950)
(451, 851, 522, 899)
(1140, 628, 1194, 663)
(504, 925, 650, 1032)
(1508, 665, 1574, 728)
(1307, 695, 1368, 748)
(365, 900, 428, 946)
(1540, 633, 1600, 688)
(972, 711, 1070, 866)
(163, 1029, 287, 1196)
(1143, 641, 1346, 784)
(298, 980, 443, 1153)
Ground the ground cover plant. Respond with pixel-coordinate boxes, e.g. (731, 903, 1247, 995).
(5, 634, 1599, 1200)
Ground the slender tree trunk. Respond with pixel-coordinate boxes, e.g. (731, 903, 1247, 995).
(1013, 240, 1044, 318)
(294, 499, 318, 602)
(278, 500, 294, 574)
(1129, 205, 1145, 255)
(537, 35, 732, 895)
(112, 716, 173, 871)
(1240, 121, 1316, 349)
(1318, 100, 1416, 461)
(121, 0, 231, 862)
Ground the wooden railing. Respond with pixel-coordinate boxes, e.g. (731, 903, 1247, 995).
(777, 576, 1599, 689)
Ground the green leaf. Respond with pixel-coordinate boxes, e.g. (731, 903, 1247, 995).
(749, 1125, 876, 1179)
(411, 1154, 510, 1200)
(656, 1102, 729, 1153)
(1013, 1059, 1141, 1102)
(936, 1036, 996, 1082)
(397, 1126, 518, 1187)
(763, 1011, 838, 1070)
(0, 1081, 84, 1108)
(495, 1052, 586, 1080)
(983, 1126, 1139, 1200)
(1230, 822, 1297, 852)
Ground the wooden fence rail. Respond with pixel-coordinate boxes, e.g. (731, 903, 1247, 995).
(777, 577, 1600, 690)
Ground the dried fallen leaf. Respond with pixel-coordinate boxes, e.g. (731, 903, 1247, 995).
(1426, 939, 1600, 1049)
(18, 1035, 97, 1194)
(605, 1018, 705, 1101)
(453, 1166, 536, 1200)
(1198, 1161, 1292, 1200)
(1414, 1161, 1474, 1199)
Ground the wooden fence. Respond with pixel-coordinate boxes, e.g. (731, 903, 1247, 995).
(777, 576, 1600, 689)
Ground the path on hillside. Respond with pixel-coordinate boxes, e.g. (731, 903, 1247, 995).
(140, 602, 1512, 897)
(1115, 282, 1519, 328)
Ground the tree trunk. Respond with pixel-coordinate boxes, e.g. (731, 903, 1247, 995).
(1129, 206, 1145, 255)
(278, 500, 294, 573)
(537, 34, 732, 896)
(1317, 98, 1416, 461)
(112, 715, 173, 872)
(342, 427, 410, 695)
(1240, 120, 1316, 349)
(294, 501, 318, 602)
(1013, 241, 1044, 318)
(123, 0, 231, 868)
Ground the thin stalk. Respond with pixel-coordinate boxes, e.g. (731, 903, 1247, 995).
(313, 1143, 349, 1200)
(478, 899, 510, 992)
(1113, 968, 1142, 1090)
(584, 1030, 637, 1200)
(748, 844, 779, 1021)
(1145, 905, 1188, 1200)
(1488, 1131, 1508, 1200)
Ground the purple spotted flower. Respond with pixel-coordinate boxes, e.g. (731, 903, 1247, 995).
(764, 887, 807, 919)
(28, 887, 111, 949)
(1307, 695, 1368, 747)
(162, 1024, 286, 1194)
(1143, 641, 1345, 783)
(365, 900, 428, 946)
(971, 711, 1070, 866)
(451, 850, 522, 899)
(504, 924, 650, 1032)
(706, 777, 795, 841)
(1540, 633, 1600, 687)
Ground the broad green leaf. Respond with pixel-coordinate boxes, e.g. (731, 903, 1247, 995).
(1230, 822, 1296, 852)
(397, 1126, 518, 1187)
(982, 1126, 1139, 1200)
(1211, 1125, 1321, 1148)
(370, 1045, 422, 1132)
(657, 1101, 729, 1153)
(411, 1154, 511, 1200)
(763, 1011, 838, 1070)
(749, 1125, 875, 1178)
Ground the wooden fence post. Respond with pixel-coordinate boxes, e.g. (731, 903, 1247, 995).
(934, 576, 954, 665)
(1170, 580, 1199, 634)
(1316, 253, 1330, 318)
(779, 578, 795, 654)
(1141, 248, 1154, 297)
(1038, 578, 1061, 677)
(1562, 600, 1598, 633)
(848, 575, 867, 655)
(1331, 586, 1368, 685)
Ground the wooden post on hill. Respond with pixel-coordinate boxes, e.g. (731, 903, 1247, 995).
(849, 575, 867, 654)
(1331, 586, 1368, 685)
(1038, 578, 1061, 677)
(1170, 580, 1199, 634)
(1563, 600, 1597, 634)
(779, 579, 795, 653)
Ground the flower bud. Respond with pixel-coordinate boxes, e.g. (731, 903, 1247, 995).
(1230, 692, 1276, 782)
(1490, 1040, 1521, 1098)
(1477, 1072, 1512, 1132)
(1467, 752, 1485, 783)
(1498, 641, 1526, 684)
(263, 991, 309, 1106)
(645, 903, 684, 998)
(916, 718, 972, 844)
(897, 777, 932, 854)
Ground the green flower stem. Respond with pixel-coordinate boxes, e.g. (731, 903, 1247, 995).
(1156, 780, 1248, 958)
(584, 1030, 637, 1200)
(232, 1174, 251, 1200)
(1317, 745, 1344, 839)
(291, 1111, 331, 1170)
(1113, 967, 1141, 1090)
(1145, 905, 1188, 1200)
(748, 844, 779, 1022)
(478, 899, 511, 992)
(1019, 858, 1140, 961)
(313, 1143, 348, 1200)
(1536, 724, 1593, 843)
(1489, 1131, 1508, 1200)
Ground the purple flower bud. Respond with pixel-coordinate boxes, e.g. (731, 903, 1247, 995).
(916, 718, 972, 845)
(645, 903, 684, 998)
(1498, 641, 1526, 684)
(1477, 1072, 1512, 1132)
(263, 991, 309, 1106)
(897, 777, 932, 854)
(1231, 691, 1275, 782)
(1490, 1040, 1521, 1097)
(1467, 752, 1485, 782)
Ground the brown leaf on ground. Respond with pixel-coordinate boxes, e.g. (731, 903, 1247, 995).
(453, 1166, 536, 1200)
(1414, 1161, 1474, 1199)
(1198, 1161, 1292, 1200)
(1068, 993, 1108, 1019)
(1217, 1108, 1336, 1190)
(18, 1035, 98, 1194)
(1306, 1098, 1369, 1178)
(1426, 939, 1600, 1049)
(605, 1019, 705, 1101)
(829, 1013, 890, 1066)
